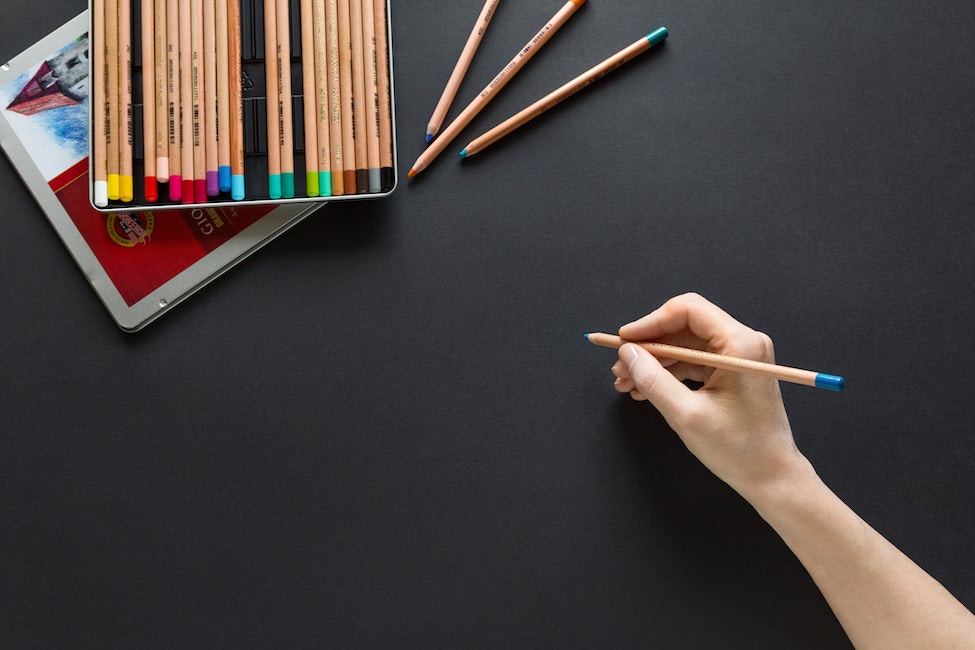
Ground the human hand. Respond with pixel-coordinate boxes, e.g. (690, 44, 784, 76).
(611, 293, 813, 501)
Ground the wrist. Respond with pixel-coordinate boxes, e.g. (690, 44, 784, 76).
(737, 454, 826, 519)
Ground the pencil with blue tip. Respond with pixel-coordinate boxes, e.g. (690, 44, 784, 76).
(228, 0, 245, 200)
(426, 0, 500, 143)
(216, 0, 232, 193)
(585, 333, 845, 392)
(461, 28, 668, 159)
(408, 0, 586, 178)
(264, 0, 282, 199)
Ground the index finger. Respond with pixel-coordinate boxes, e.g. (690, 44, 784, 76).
(619, 293, 753, 349)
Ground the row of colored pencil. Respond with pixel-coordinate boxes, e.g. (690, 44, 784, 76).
(93, 0, 245, 207)
(276, 0, 393, 199)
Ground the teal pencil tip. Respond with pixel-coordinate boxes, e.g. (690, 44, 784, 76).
(459, 149, 468, 159)
(647, 27, 669, 46)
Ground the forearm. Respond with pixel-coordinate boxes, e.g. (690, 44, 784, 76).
(744, 459, 975, 649)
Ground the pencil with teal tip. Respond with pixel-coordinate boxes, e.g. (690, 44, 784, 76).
(264, 0, 283, 199)
(461, 27, 668, 159)
(585, 332, 845, 392)
(228, 0, 245, 200)
(276, 0, 296, 199)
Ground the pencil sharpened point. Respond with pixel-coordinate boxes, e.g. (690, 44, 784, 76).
(407, 168, 417, 178)
(459, 149, 468, 159)
(425, 133, 434, 143)
(584, 333, 590, 341)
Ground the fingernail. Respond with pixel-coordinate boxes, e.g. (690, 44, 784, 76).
(620, 343, 640, 366)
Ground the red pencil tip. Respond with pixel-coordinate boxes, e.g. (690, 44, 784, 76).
(407, 168, 417, 178)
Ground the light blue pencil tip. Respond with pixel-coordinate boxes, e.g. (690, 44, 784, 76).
(231, 175, 246, 201)
(647, 27, 669, 46)
(814, 373, 845, 392)
(218, 166, 232, 193)
(459, 149, 468, 159)
(425, 133, 434, 143)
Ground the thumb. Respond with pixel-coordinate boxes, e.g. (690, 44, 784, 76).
(619, 343, 693, 422)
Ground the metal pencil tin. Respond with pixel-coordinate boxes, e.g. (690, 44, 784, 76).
(87, 0, 398, 212)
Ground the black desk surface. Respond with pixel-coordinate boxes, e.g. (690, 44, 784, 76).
(2, 0, 973, 647)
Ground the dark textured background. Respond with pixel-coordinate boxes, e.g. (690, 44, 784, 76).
(2, 1, 973, 647)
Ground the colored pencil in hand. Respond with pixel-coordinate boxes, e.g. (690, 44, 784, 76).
(167, 0, 183, 201)
(585, 333, 846, 392)
(179, 0, 195, 202)
(141, 0, 158, 202)
(300, 0, 320, 196)
(349, 0, 368, 192)
(461, 28, 668, 158)
(119, 0, 134, 202)
(93, 0, 109, 207)
(105, 0, 120, 200)
(425, 0, 499, 143)
(216, 0, 232, 192)
(373, 0, 393, 191)
(326, 0, 345, 196)
(264, 0, 282, 198)
(408, 0, 586, 178)
(338, 0, 356, 193)
(154, 0, 170, 185)
(228, 0, 246, 200)
(362, 0, 381, 192)
(276, 0, 296, 198)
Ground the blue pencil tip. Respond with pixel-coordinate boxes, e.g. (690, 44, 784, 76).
(584, 333, 590, 341)
(459, 149, 468, 159)
(425, 133, 434, 143)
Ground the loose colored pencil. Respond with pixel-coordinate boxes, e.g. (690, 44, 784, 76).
(349, 0, 368, 192)
(426, 0, 499, 142)
(299, 0, 319, 197)
(154, 0, 170, 184)
(362, 0, 380, 192)
(585, 333, 846, 392)
(373, 0, 393, 191)
(216, 0, 232, 192)
(312, 0, 332, 196)
(276, 0, 295, 198)
(105, 0, 120, 200)
(93, 0, 109, 207)
(408, 0, 586, 178)
(191, 0, 207, 202)
(461, 28, 668, 158)
(167, 0, 183, 201)
(179, 0, 194, 202)
(141, 0, 158, 202)
(263, 0, 282, 199)
(337, 0, 356, 192)
(204, 0, 219, 196)
(326, 0, 345, 196)
(119, 0, 134, 202)
(228, 0, 245, 199)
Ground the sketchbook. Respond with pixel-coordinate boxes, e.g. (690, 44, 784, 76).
(0, 12, 318, 332)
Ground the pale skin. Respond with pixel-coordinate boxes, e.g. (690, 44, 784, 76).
(611, 293, 975, 649)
